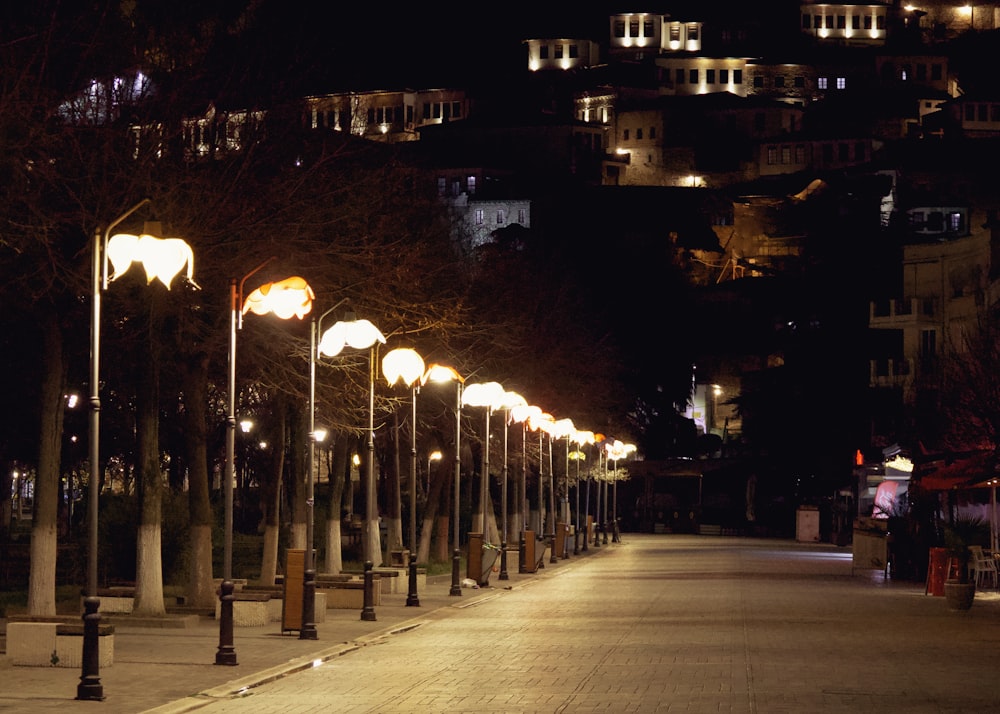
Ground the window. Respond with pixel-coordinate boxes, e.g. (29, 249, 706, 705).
(467, 176, 476, 194)
(554, 44, 564, 59)
(824, 15, 833, 29)
(767, 146, 777, 164)
(794, 76, 805, 88)
(852, 14, 861, 29)
(433, 102, 441, 118)
(965, 103, 976, 121)
(979, 103, 989, 121)
(721, 68, 729, 83)
(818, 77, 828, 90)
(452, 102, 462, 119)
(877, 15, 885, 29)
(774, 75, 785, 88)
(497, 209, 505, 225)
(814, 16, 823, 29)
(836, 77, 846, 89)
(644, 19, 654, 37)
(781, 146, 791, 164)
(864, 15, 873, 30)
(733, 69, 743, 84)
(474, 209, 484, 226)
(649, 126, 656, 139)
(920, 329, 936, 358)
(754, 112, 765, 131)
(839, 143, 850, 161)
(623, 129, 630, 141)
(837, 14, 846, 29)
(802, 14, 811, 29)
(636, 128, 643, 140)
(539, 45, 549, 60)
(687, 23, 699, 40)
(569, 44, 578, 59)
(614, 20, 625, 37)
(670, 25, 680, 42)
(932, 64, 943, 81)
(676, 68, 685, 84)
(753, 76, 764, 88)
(706, 69, 715, 84)
(917, 63, 927, 81)
(992, 105, 1000, 122)
(689, 68, 698, 84)
(949, 212, 964, 232)
(795, 145, 806, 163)
(518, 208, 526, 224)
(630, 20, 639, 37)
(822, 144, 833, 162)
(437, 177, 446, 196)
(855, 142, 865, 160)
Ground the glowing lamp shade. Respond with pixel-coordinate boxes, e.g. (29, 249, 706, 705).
(242, 276, 315, 320)
(527, 411, 555, 434)
(382, 348, 425, 388)
(551, 418, 576, 440)
(106, 233, 196, 289)
(573, 430, 596, 447)
(422, 363, 464, 386)
(318, 318, 386, 357)
(511, 404, 542, 425)
(461, 381, 506, 409)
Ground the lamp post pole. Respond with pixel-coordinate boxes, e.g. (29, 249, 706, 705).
(406, 380, 420, 606)
(300, 317, 321, 639)
(451, 381, 463, 596)
(499, 410, 509, 579)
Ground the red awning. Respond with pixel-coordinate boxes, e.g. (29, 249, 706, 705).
(916, 452, 996, 491)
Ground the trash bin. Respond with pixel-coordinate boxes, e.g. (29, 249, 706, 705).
(796, 506, 820, 542)
(926, 546, 948, 596)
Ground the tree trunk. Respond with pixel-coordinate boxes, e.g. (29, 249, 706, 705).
(385, 410, 404, 556)
(258, 402, 286, 586)
(28, 315, 64, 617)
(134, 304, 165, 617)
(417, 455, 449, 564)
(180, 351, 215, 608)
(324, 435, 349, 574)
(288, 404, 306, 551)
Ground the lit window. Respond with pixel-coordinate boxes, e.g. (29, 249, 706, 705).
(497, 209, 505, 225)
(518, 208, 526, 224)
(836, 77, 846, 90)
(818, 77, 828, 89)
(670, 25, 680, 41)
(767, 146, 777, 164)
(475, 209, 484, 225)
(467, 176, 476, 194)
(950, 212, 963, 232)
(781, 146, 791, 164)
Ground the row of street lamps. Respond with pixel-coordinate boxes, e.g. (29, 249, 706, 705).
(77, 206, 635, 700)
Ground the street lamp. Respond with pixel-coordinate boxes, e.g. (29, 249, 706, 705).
(421, 364, 464, 596)
(510, 404, 542, 570)
(318, 312, 385, 621)
(79, 199, 196, 701)
(526, 410, 555, 562)
(224, 273, 315, 652)
(606, 440, 637, 542)
(570, 430, 595, 554)
(496, 391, 526, 579)
(381, 347, 426, 607)
(461, 381, 506, 539)
(550, 418, 575, 559)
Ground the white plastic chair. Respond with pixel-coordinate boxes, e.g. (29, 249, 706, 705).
(968, 546, 998, 588)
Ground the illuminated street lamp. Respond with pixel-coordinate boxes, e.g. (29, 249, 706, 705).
(381, 347, 426, 607)
(606, 440, 637, 542)
(421, 364, 464, 596)
(461, 381, 506, 538)
(319, 312, 385, 621)
(526, 410, 556, 561)
(228, 273, 315, 648)
(550, 418, 575, 559)
(495, 390, 526, 579)
(570, 430, 595, 554)
(511, 404, 542, 571)
(79, 200, 196, 701)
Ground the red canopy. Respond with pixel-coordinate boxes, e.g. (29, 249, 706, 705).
(916, 452, 995, 491)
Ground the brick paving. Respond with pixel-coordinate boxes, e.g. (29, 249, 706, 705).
(4, 534, 1000, 713)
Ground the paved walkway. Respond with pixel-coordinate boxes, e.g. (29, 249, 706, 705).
(4, 535, 1000, 713)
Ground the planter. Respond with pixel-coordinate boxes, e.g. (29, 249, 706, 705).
(944, 580, 976, 611)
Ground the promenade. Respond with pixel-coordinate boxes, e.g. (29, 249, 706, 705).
(3, 534, 1000, 713)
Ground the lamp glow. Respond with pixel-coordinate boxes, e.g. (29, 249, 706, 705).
(106, 233, 197, 289)
(242, 276, 315, 320)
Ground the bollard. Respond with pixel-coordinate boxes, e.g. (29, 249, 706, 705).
(593, 521, 601, 548)
(214, 581, 237, 666)
(499, 537, 510, 580)
(602, 520, 609, 544)
(76, 596, 104, 700)
(300, 566, 318, 640)
(361, 561, 377, 621)
(406, 555, 420, 607)
(449, 548, 462, 596)
(612, 518, 621, 543)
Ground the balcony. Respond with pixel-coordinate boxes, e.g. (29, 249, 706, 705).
(869, 297, 938, 329)
(870, 357, 913, 388)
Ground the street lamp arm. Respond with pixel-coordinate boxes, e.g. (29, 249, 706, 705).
(235, 257, 276, 330)
(101, 197, 151, 290)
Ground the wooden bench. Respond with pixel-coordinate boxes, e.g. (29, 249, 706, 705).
(315, 577, 380, 609)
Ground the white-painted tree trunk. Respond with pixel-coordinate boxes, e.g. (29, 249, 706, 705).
(133, 524, 166, 616)
(27, 525, 57, 616)
(324, 518, 342, 574)
(188, 524, 215, 607)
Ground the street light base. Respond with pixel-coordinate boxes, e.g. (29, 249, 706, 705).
(498, 539, 509, 580)
(406, 558, 420, 606)
(76, 596, 105, 700)
(215, 580, 238, 666)
(449, 548, 462, 596)
(299, 569, 318, 640)
(361, 561, 378, 621)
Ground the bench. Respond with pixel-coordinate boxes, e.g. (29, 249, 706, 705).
(340, 566, 424, 595)
(6, 618, 115, 668)
(315, 577, 380, 609)
(235, 585, 328, 622)
(214, 590, 271, 627)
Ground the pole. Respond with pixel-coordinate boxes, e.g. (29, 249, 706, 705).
(450, 382, 462, 596)
(406, 383, 420, 606)
(499, 414, 510, 580)
(300, 319, 318, 639)
(215, 280, 239, 663)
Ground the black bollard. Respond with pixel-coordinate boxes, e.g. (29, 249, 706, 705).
(612, 518, 621, 543)
(602, 520, 609, 544)
(449, 548, 462, 596)
(76, 595, 104, 700)
(361, 561, 377, 621)
(499, 538, 510, 580)
(299, 567, 318, 640)
(593, 522, 601, 548)
(406, 555, 420, 607)
(215, 580, 238, 665)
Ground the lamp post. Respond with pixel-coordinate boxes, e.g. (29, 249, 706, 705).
(496, 391, 526, 579)
(381, 347, 426, 607)
(606, 440, 637, 542)
(569, 430, 594, 555)
(461, 382, 506, 538)
(421, 364, 464, 596)
(511, 404, 541, 572)
(229, 274, 315, 648)
(318, 312, 385, 620)
(526, 411, 555, 563)
(79, 200, 196, 701)
(551, 418, 575, 559)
